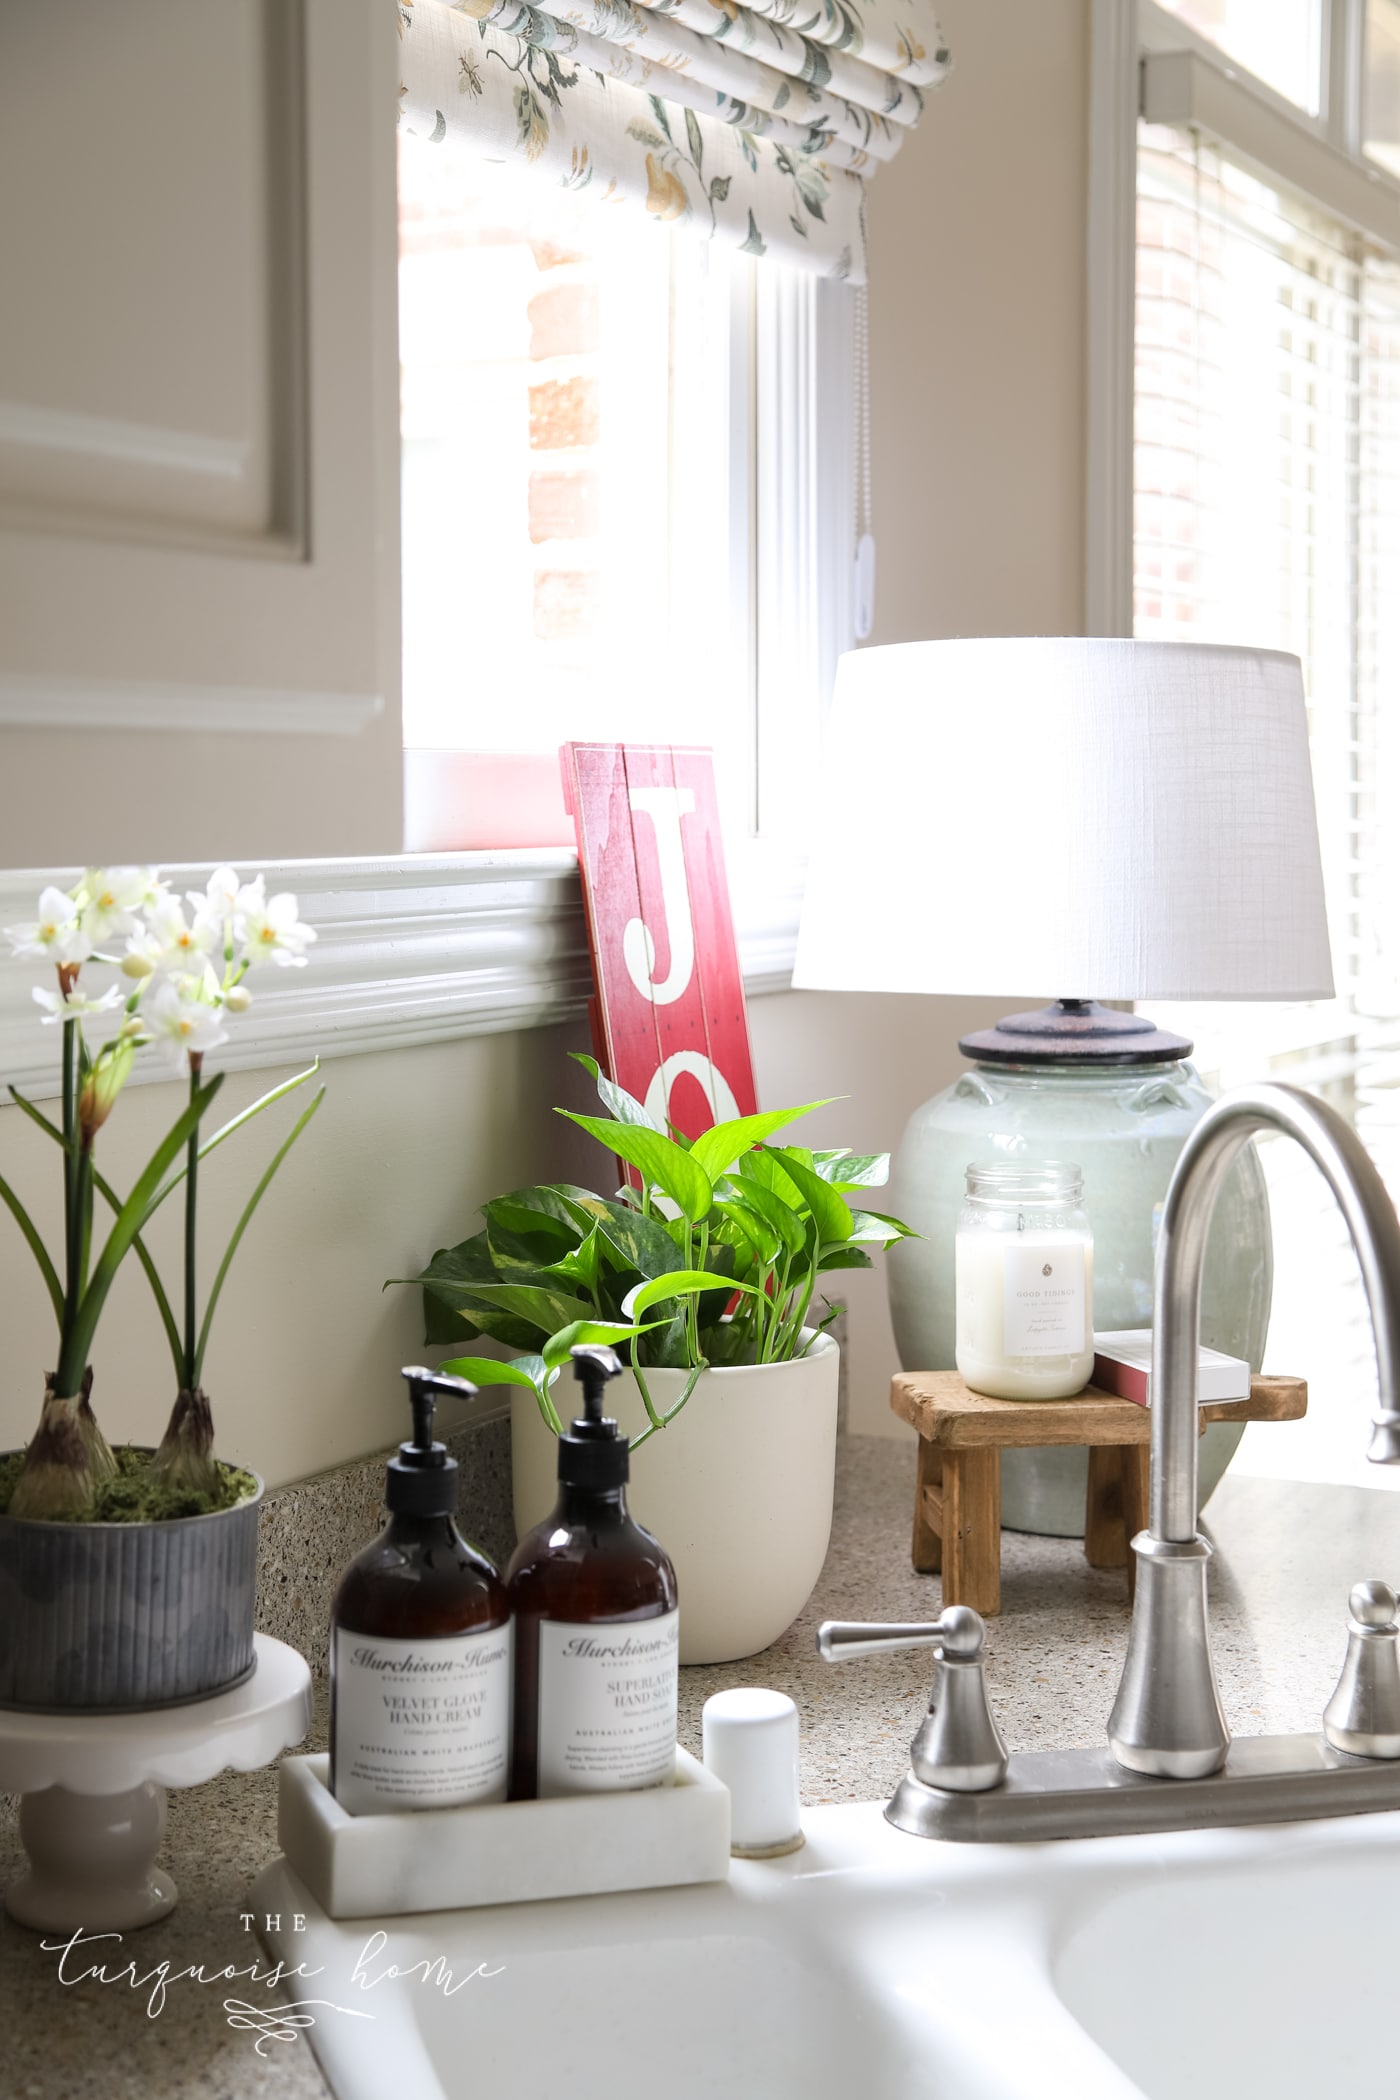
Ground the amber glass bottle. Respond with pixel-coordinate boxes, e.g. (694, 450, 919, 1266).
(507, 1346, 679, 1800)
(330, 1367, 512, 1815)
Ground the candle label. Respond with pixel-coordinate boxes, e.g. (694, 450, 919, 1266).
(1003, 1243, 1088, 1356)
(536, 1611, 679, 1797)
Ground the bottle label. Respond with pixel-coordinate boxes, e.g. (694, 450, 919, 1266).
(332, 1623, 512, 1815)
(1002, 1241, 1088, 1356)
(535, 1611, 679, 1798)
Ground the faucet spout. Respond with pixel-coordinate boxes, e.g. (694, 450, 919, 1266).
(1108, 1083, 1400, 1779)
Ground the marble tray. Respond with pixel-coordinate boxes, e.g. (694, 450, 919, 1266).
(277, 1748, 732, 1917)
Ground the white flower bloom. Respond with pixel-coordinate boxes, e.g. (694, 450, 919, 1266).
(240, 890, 316, 968)
(186, 865, 244, 939)
(127, 895, 215, 979)
(145, 979, 229, 1071)
(80, 866, 158, 946)
(6, 884, 93, 965)
(33, 983, 124, 1024)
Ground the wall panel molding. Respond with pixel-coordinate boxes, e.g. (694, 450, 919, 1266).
(0, 846, 804, 1100)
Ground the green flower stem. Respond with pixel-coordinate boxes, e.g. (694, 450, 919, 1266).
(53, 1076, 221, 1400)
(183, 1061, 200, 1386)
(6, 1087, 181, 1379)
(61, 1015, 80, 1336)
(146, 1061, 320, 1221)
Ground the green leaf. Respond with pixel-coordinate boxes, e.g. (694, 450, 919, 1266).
(557, 1111, 713, 1225)
(709, 175, 732, 203)
(740, 207, 766, 253)
(622, 1269, 760, 1319)
(540, 1318, 655, 1370)
(416, 1235, 544, 1348)
(437, 1354, 546, 1394)
(723, 1171, 805, 1256)
(148, 1061, 321, 1219)
(813, 1150, 891, 1189)
(568, 1052, 664, 1133)
(543, 1223, 603, 1296)
(688, 1100, 831, 1182)
(0, 1164, 63, 1326)
(194, 1087, 325, 1385)
(847, 1207, 919, 1245)
(459, 1280, 600, 1333)
(626, 121, 667, 148)
(816, 1244, 874, 1272)
(685, 105, 704, 173)
(649, 93, 673, 141)
(768, 1147, 854, 1245)
(583, 1196, 687, 1280)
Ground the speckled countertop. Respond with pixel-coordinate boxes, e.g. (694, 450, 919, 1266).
(5, 1433, 1400, 2099)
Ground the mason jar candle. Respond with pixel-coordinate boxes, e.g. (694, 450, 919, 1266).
(955, 1163, 1094, 1400)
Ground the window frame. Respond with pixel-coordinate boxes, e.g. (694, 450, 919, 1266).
(400, 204, 857, 859)
(1087, 0, 1400, 637)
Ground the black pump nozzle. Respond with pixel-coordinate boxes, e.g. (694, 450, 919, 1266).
(387, 1365, 478, 1515)
(558, 1344, 628, 1489)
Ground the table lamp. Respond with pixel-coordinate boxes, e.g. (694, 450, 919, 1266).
(792, 636, 1334, 1535)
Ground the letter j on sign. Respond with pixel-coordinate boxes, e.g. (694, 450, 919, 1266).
(560, 744, 757, 1142)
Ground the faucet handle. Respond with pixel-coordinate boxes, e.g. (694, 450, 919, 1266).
(817, 1617, 964, 1663)
(1323, 1579, 1400, 1759)
(817, 1608, 1007, 1793)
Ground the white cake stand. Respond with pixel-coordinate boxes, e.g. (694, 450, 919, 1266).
(0, 1633, 312, 1933)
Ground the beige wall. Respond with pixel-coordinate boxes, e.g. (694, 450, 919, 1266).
(0, 0, 1092, 1484)
(867, 0, 1089, 645)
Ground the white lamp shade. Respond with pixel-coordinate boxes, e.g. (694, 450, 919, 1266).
(792, 637, 1335, 1003)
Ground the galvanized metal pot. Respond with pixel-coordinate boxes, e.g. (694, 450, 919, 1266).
(0, 1453, 262, 1712)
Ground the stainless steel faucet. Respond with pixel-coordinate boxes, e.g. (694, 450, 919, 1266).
(820, 1082, 1400, 1842)
(1108, 1082, 1400, 1779)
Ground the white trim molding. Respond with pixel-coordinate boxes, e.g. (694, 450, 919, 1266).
(0, 845, 805, 1100)
(0, 674, 384, 738)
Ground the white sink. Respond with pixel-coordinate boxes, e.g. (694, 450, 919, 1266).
(255, 1800, 1400, 2100)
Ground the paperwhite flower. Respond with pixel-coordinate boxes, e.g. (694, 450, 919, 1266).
(80, 867, 159, 947)
(240, 890, 316, 968)
(223, 982, 253, 1013)
(33, 983, 124, 1024)
(6, 884, 93, 965)
(145, 979, 229, 1071)
(127, 895, 216, 979)
(186, 864, 246, 942)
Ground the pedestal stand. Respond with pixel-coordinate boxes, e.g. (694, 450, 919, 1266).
(0, 1633, 312, 1932)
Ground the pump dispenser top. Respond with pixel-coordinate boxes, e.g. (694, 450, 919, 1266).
(557, 1344, 628, 1490)
(386, 1365, 475, 1516)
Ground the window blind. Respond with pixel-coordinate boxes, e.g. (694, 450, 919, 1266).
(1134, 127, 1400, 1145)
(396, 0, 950, 283)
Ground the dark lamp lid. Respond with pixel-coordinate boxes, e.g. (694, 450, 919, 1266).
(558, 1344, 628, 1491)
(958, 999, 1193, 1068)
(386, 1365, 478, 1516)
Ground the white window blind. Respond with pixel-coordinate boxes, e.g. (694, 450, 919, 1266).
(1134, 127, 1400, 1114)
(1133, 124, 1400, 1486)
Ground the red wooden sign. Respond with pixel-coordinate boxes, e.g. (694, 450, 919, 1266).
(560, 743, 758, 1142)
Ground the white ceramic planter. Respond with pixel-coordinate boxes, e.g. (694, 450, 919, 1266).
(510, 1332, 840, 1666)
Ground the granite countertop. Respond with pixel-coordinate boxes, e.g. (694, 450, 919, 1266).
(5, 1434, 1400, 2099)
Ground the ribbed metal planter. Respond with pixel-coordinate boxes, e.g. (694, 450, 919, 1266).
(0, 1452, 262, 1713)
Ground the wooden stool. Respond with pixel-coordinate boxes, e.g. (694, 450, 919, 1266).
(890, 1372, 1308, 1617)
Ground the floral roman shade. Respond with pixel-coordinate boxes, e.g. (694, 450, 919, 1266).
(397, 0, 948, 283)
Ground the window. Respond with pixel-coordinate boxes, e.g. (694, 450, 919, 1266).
(1150, 0, 1323, 113)
(398, 129, 853, 851)
(1108, 2, 1400, 1485)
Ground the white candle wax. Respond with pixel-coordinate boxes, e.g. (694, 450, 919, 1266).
(955, 1226, 1095, 1400)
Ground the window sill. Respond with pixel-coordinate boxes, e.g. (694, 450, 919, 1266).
(0, 841, 805, 1098)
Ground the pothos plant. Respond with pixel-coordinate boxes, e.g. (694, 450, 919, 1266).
(1, 866, 325, 1523)
(415, 1055, 916, 1449)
